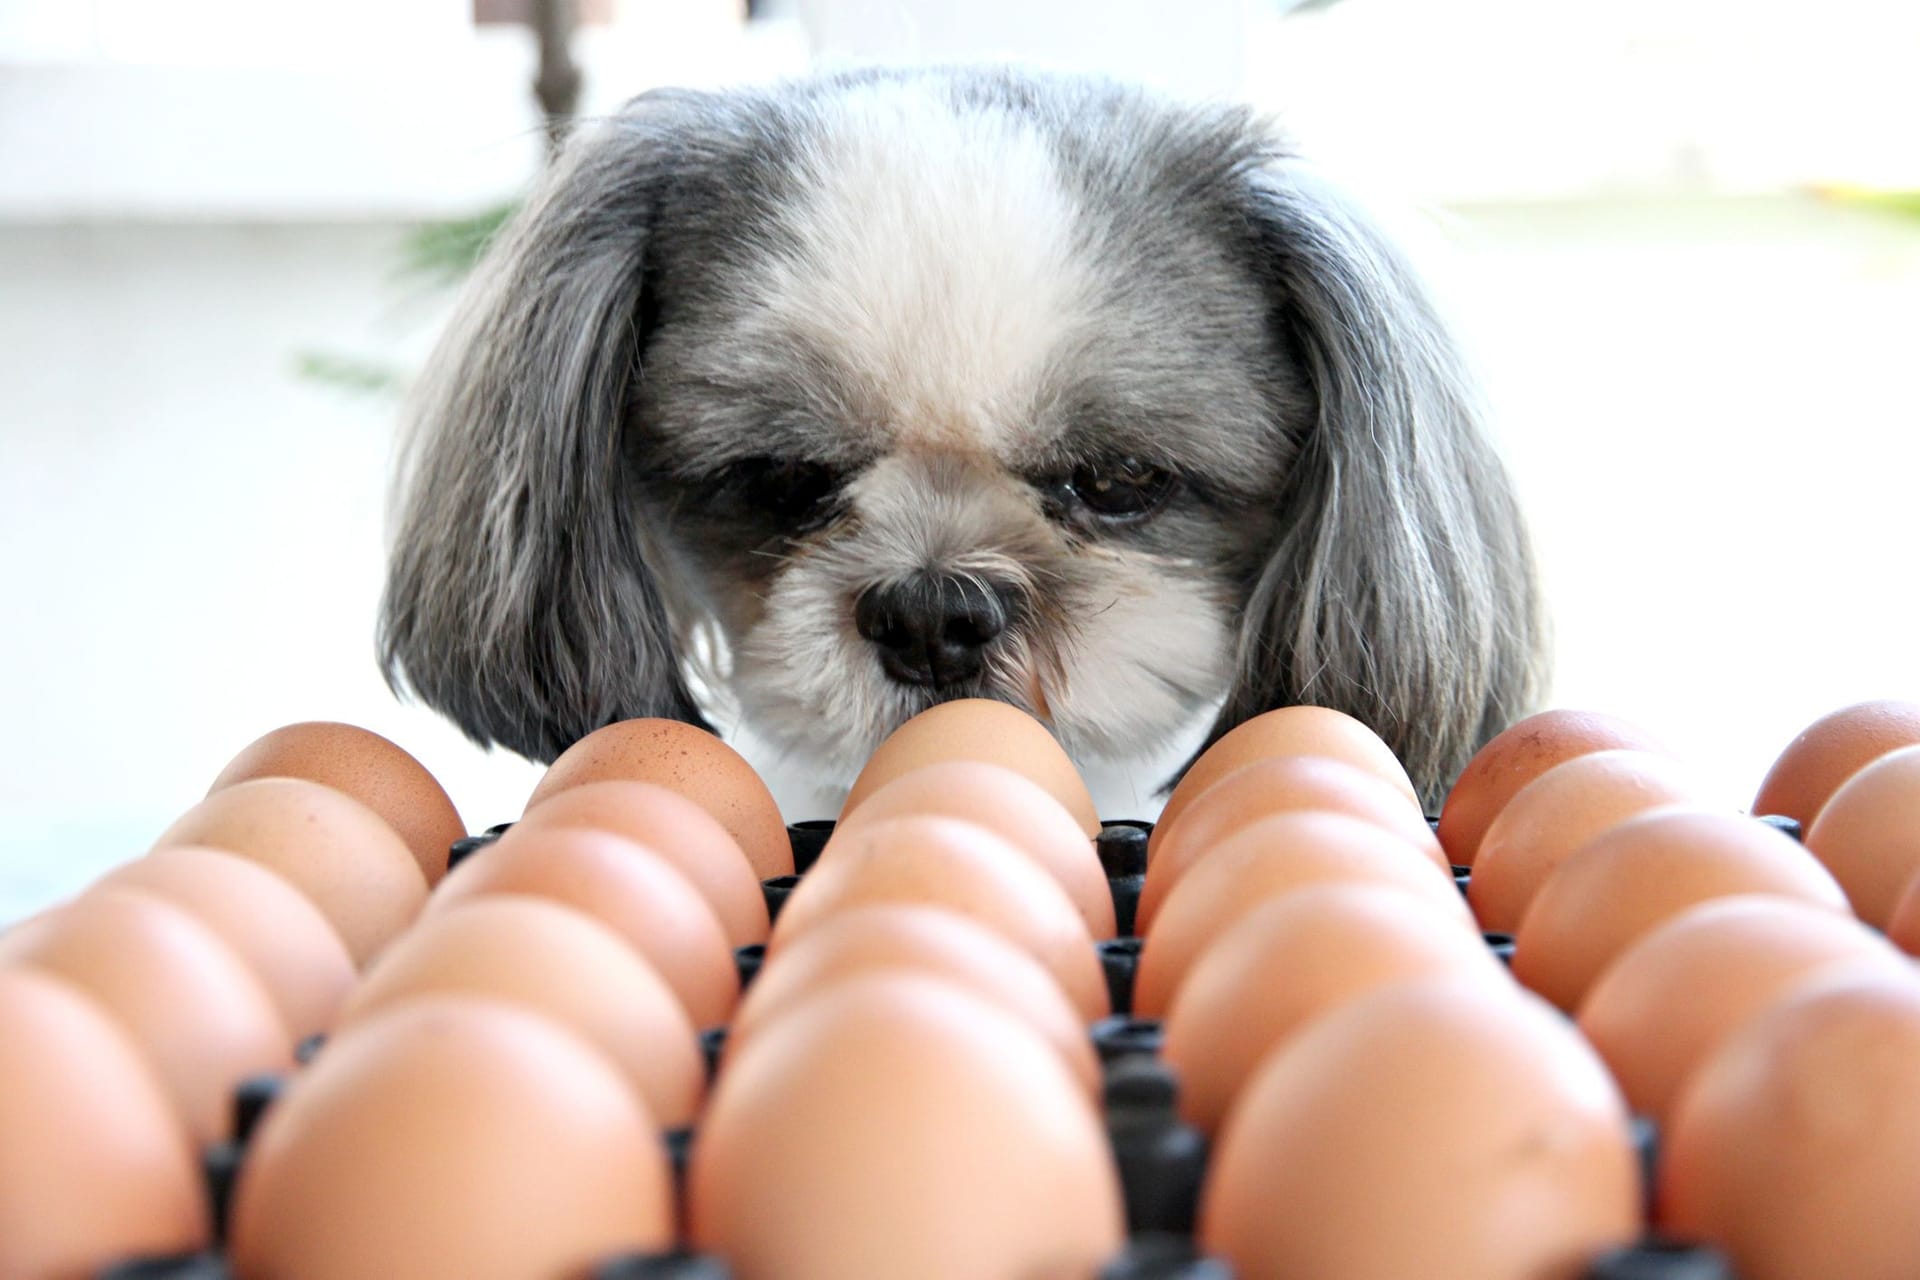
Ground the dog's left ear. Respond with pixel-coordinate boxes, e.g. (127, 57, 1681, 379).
(1204, 160, 1547, 808)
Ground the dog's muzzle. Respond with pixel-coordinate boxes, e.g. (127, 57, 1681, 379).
(854, 573, 1015, 690)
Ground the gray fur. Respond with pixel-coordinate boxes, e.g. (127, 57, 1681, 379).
(379, 66, 1545, 805)
(1200, 162, 1547, 808)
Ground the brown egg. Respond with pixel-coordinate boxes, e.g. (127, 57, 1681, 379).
(0, 969, 208, 1278)
(689, 973, 1124, 1280)
(229, 997, 674, 1280)
(1660, 972, 1920, 1280)
(1134, 811, 1473, 1018)
(151, 776, 429, 968)
(839, 699, 1100, 836)
(0, 888, 294, 1144)
(209, 720, 466, 885)
(824, 761, 1113, 938)
(513, 780, 769, 946)
(1512, 808, 1851, 1012)
(1151, 706, 1419, 857)
(1751, 698, 1920, 828)
(1138, 755, 1446, 936)
(1437, 708, 1667, 867)
(524, 719, 793, 878)
(427, 827, 738, 1029)
(98, 845, 357, 1043)
(1883, 868, 1920, 956)
(1469, 750, 1699, 932)
(729, 905, 1100, 1098)
(337, 896, 704, 1127)
(1804, 745, 1920, 926)
(1577, 895, 1906, 1123)
(1162, 883, 1508, 1134)
(1201, 978, 1639, 1280)
(771, 816, 1108, 1022)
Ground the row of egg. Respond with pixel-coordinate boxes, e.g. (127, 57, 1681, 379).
(9, 696, 1920, 1278)
(0, 702, 1143, 1280)
(1424, 701, 1920, 1280)
(1147, 697, 1920, 1280)
(1126, 710, 1638, 1277)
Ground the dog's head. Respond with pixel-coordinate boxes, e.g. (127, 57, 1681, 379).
(379, 67, 1544, 809)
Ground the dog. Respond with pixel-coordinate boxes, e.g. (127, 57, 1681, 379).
(378, 65, 1545, 813)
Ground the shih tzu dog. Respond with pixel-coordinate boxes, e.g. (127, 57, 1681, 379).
(379, 65, 1545, 812)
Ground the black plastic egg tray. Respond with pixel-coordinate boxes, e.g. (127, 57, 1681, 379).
(101, 816, 1765, 1280)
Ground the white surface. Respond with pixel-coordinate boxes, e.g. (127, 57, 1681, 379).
(3, 198, 1917, 925)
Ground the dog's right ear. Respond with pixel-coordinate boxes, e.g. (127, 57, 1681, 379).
(378, 92, 716, 763)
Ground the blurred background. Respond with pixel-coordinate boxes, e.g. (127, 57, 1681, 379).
(3, 0, 1917, 922)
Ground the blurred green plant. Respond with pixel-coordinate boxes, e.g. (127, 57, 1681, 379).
(1812, 184, 1920, 225)
(295, 199, 521, 397)
(398, 202, 522, 287)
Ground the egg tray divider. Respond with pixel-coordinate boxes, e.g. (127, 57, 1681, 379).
(102, 817, 1759, 1280)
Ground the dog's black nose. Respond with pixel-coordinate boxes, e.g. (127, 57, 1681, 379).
(854, 573, 1010, 689)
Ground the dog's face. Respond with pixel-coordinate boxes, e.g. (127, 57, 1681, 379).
(633, 83, 1306, 775)
(380, 69, 1544, 808)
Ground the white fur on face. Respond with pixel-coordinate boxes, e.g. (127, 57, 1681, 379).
(725, 452, 1236, 781)
(1042, 552, 1236, 763)
(707, 90, 1240, 783)
(754, 85, 1104, 455)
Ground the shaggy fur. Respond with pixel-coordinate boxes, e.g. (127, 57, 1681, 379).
(379, 66, 1545, 810)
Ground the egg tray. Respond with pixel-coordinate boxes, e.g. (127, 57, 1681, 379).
(99, 818, 1753, 1280)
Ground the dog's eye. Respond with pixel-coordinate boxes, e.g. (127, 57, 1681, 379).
(1068, 457, 1177, 520)
(713, 457, 843, 525)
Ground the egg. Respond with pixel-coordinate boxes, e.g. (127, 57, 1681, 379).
(1200, 977, 1640, 1280)
(335, 895, 704, 1127)
(525, 718, 793, 878)
(1803, 745, 1920, 926)
(426, 825, 738, 1029)
(1437, 708, 1667, 867)
(728, 904, 1100, 1098)
(689, 973, 1124, 1280)
(1161, 883, 1508, 1134)
(0, 969, 208, 1278)
(1468, 749, 1699, 932)
(1883, 869, 1920, 956)
(98, 844, 358, 1043)
(1659, 972, 1920, 1280)
(513, 780, 770, 945)
(1138, 754, 1445, 936)
(839, 699, 1101, 836)
(771, 816, 1108, 1022)
(824, 761, 1113, 937)
(0, 887, 294, 1144)
(1150, 705, 1419, 857)
(1576, 895, 1906, 1122)
(1512, 808, 1851, 1012)
(1133, 811, 1473, 1018)
(1750, 698, 1920, 828)
(228, 997, 675, 1280)
(209, 720, 466, 885)
(151, 776, 429, 968)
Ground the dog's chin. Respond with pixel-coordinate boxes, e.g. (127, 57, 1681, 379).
(726, 635, 1044, 783)
(730, 639, 1057, 782)
(724, 627, 1235, 801)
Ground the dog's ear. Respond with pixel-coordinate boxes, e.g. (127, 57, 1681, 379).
(379, 92, 714, 763)
(1203, 161, 1547, 809)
